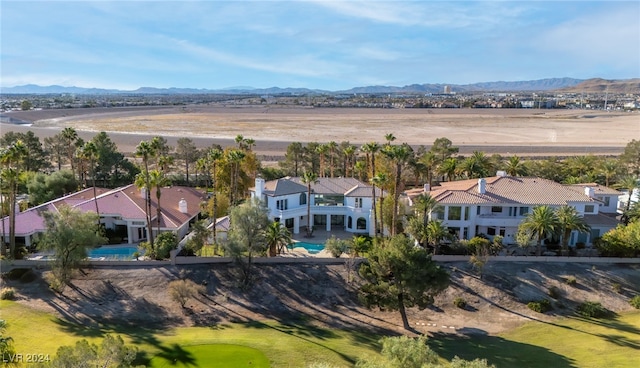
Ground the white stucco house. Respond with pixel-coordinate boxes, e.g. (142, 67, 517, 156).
(250, 176, 383, 236)
(406, 173, 622, 246)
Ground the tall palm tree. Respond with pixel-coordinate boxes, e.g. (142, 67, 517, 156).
(149, 169, 171, 237)
(555, 205, 590, 253)
(135, 140, 156, 246)
(265, 221, 292, 257)
(419, 151, 438, 187)
(80, 141, 100, 222)
(316, 144, 329, 178)
(462, 151, 491, 179)
(384, 133, 396, 145)
(0, 141, 27, 259)
(354, 161, 367, 181)
(244, 137, 255, 151)
(327, 141, 338, 178)
(371, 173, 388, 236)
(227, 149, 246, 205)
(382, 144, 412, 235)
(207, 148, 224, 244)
(235, 134, 245, 149)
(599, 158, 621, 187)
(343, 145, 357, 177)
(519, 205, 560, 256)
(301, 171, 319, 237)
(615, 175, 639, 224)
(61, 127, 78, 176)
(438, 157, 458, 182)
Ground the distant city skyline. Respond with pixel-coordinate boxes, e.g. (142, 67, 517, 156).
(1, 1, 639, 91)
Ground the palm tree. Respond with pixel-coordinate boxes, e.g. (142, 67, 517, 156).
(61, 127, 78, 176)
(80, 141, 100, 222)
(382, 144, 412, 235)
(207, 148, 224, 244)
(427, 220, 449, 255)
(615, 175, 639, 224)
(354, 161, 367, 181)
(316, 144, 329, 177)
(0, 141, 27, 259)
(414, 193, 439, 226)
(555, 205, 590, 253)
(235, 134, 245, 149)
(461, 151, 491, 179)
(149, 169, 171, 237)
(327, 141, 338, 177)
(244, 138, 255, 151)
(438, 157, 458, 182)
(343, 145, 357, 177)
(419, 151, 438, 187)
(599, 158, 621, 187)
(371, 173, 388, 236)
(135, 140, 156, 246)
(519, 205, 560, 256)
(384, 133, 396, 145)
(301, 171, 319, 237)
(505, 155, 527, 176)
(265, 221, 292, 257)
(227, 149, 246, 205)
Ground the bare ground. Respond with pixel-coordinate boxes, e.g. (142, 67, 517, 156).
(2, 106, 638, 157)
(4, 261, 640, 337)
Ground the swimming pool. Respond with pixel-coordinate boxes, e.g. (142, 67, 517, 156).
(288, 241, 325, 254)
(88, 246, 141, 260)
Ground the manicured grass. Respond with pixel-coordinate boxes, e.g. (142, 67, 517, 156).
(148, 344, 269, 368)
(430, 311, 640, 368)
(0, 301, 381, 367)
(5, 299, 638, 368)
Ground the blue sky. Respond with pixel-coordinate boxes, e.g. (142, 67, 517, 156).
(1, 1, 639, 90)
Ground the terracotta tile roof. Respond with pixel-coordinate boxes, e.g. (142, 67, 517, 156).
(258, 176, 381, 197)
(262, 177, 307, 196)
(566, 183, 623, 196)
(420, 176, 598, 206)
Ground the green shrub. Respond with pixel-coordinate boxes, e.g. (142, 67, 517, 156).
(325, 236, 349, 258)
(453, 297, 467, 309)
(527, 299, 551, 313)
(19, 269, 37, 283)
(548, 286, 561, 299)
(630, 295, 640, 309)
(2, 268, 30, 280)
(576, 301, 610, 318)
(612, 283, 622, 293)
(565, 276, 577, 286)
(0, 287, 16, 300)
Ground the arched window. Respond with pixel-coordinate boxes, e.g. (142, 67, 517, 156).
(347, 216, 353, 229)
(357, 217, 366, 230)
(300, 193, 307, 205)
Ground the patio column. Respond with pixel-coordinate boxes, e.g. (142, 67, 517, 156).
(326, 214, 331, 232)
(293, 216, 300, 234)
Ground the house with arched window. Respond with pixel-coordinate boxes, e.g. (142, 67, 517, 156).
(250, 177, 383, 236)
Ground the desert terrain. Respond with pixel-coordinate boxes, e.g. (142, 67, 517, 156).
(2, 106, 638, 157)
(6, 261, 640, 336)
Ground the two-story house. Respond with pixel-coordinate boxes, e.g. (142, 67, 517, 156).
(250, 176, 383, 236)
(406, 173, 621, 246)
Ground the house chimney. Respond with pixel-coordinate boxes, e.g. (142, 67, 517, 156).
(423, 183, 430, 192)
(584, 186, 595, 198)
(140, 187, 147, 198)
(178, 198, 188, 214)
(496, 170, 507, 177)
(478, 178, 486, 194)
(255, 177, 265, 200)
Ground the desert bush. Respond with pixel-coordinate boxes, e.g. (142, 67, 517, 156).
(2, 268, 30, 281)
(548, 286, 561, 299)
(576, 301, 610, 318)
(19, 269, 37, 283)
(325, 236, 349, 258)
(0, 287, 16, 300)
(629, 295, 640, 309)
(612, 283, 622, 293)
(527, 299, 551, 313)
(565, 276, 577, 286)
(453, 297, 467, 309)
(168, 279, 205, 308)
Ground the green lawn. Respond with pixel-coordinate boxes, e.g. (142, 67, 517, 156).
(0, 300, 381, 367)
(429, 312, 640, 368)
(3, 300, 639, 367)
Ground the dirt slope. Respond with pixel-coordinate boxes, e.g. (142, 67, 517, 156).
(4, 261, 640, 336)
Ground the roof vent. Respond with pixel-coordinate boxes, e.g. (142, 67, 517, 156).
(584, 186, 595, 198)
(478, 178, 486, 194)
(496, 170, 507, 177)
(423, 184, 431, 192)
(178, 198, 188, 214)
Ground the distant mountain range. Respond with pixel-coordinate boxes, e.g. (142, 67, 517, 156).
(2, 77, 638, 95)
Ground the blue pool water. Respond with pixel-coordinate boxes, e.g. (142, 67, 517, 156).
(88, 246, 141, 260)
(289, 242, 325, 254)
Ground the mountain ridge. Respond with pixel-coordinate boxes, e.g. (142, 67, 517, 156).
(2, 77, 637, 95)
